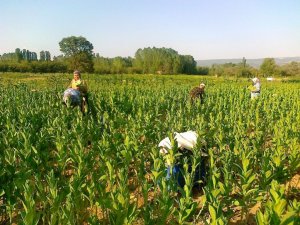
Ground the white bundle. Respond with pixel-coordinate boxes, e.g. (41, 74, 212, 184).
(158, 131, 198, 154)
(63, 88, 81, 106)
(158, 137, 172, 154)
(175, 131, 198, 150)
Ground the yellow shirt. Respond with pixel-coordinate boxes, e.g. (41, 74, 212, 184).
(69, 79, 88, 94)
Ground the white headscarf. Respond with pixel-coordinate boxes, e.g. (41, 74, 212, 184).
(252, 77, 260, 84)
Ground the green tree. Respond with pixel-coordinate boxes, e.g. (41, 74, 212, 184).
(53, 54, 64, 61)
(133, 47, 196, 74)
(196, 66, 209, 75)
(242, 57, 246, 68)
(238, 57, 253, 78)
(0, 52, 17, 62)
(59, 36, 93, 56)
(279, 61, 300, 76)
(32, 52, 38, 61)
(59, 36, 94, 72)
(260, 58, 278, 77)
(94, 56, 112, 74)
(67, 52, 94, 72)
(45, 51, 51, 61)
(22, 49, 27, 60)
(181, 55, 197, 74)
(40, 51, 45, 61)
(111, 57, 133, 74)
(26, 50, 30, 61)
(15, 48, 23, 62)
(111, 57, 125, 73)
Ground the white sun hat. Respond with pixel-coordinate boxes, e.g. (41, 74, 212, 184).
(252, 78, 260, 83)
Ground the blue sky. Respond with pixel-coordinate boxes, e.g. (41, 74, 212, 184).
(1, 0, 300, 59)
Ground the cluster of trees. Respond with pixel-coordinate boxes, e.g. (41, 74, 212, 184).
(93, 48, 203, 75)
(260, 58, 300, 77)
(209, 57, 254, 78)
(0, 48, 51, 62)
(0, 36, 299, 76)
(0, 61, 67, 73)
(210, 57, 300, 78)
(280, 61, 300, 77)
(94, 55, 134, 74)
(0, 38, 200, 74)
(57, 38, 199, 74)
(39, 51, 51, 61)
(15, 48, 38, 61)
(0, 48, 57, 73)
(133, 47, 197, 74)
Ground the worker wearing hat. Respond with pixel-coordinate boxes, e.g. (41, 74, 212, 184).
(249, 77, 261, 99)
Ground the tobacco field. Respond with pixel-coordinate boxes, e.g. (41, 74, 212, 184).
(0, 73, 299, 224)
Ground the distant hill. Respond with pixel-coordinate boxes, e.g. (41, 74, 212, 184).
(196, 57, 300, 68)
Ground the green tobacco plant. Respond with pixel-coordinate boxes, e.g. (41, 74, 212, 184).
(201, 149, 227, 225)
(107, 168, 138, 225)
(234, 151, 258, 220)
(20, 182, 40, 225)
(176, 158, 197, 224)
(256, 180, 300, 225)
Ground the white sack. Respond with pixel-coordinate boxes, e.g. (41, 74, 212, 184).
(158, 131, 198, 154)
(175, 131, 198, 150)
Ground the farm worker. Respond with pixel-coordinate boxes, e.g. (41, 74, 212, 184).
(189, 83, 206, 104)
(158, 131, 207, 189)
(65, 70, 89, 113)
(248, 77, 261, 99)
(69, 70, 88, 95)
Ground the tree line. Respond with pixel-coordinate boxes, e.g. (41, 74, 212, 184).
(0, 36, 299, 76)
(209, 57, 300, 77)
(0, 48, 51, 62)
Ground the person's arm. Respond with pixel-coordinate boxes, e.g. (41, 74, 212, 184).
(80, 80, 88, 94)
(248, 85, 257, 92)
(68, 80, 73, 88)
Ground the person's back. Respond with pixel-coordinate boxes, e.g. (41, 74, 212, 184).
(158, 131, 207, 189)
(190, 83, 205, 103)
